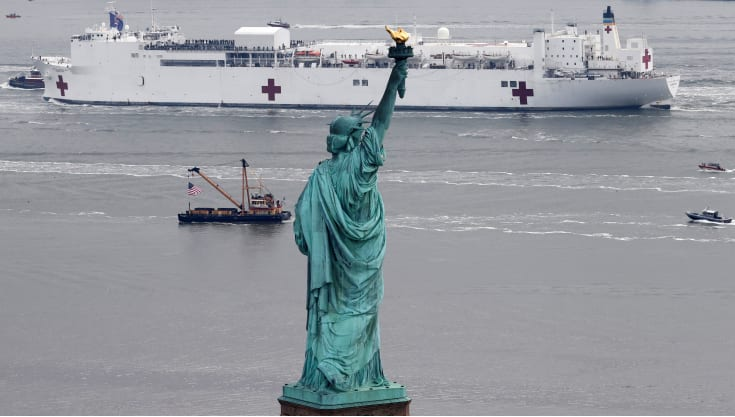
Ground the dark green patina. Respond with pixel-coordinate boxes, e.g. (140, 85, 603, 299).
(283, 28, 412, 408)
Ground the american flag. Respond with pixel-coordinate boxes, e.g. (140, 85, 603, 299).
(187, 182, 203, 196)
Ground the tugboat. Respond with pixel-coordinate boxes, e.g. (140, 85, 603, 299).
(6, 13, 21, 19)
(178, 158, 291, 224)
(698, 162, 727, 172)
(686, 208, 732, 224)
(8, 67, 45, 89)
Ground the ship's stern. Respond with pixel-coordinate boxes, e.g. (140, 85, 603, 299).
(646, 74, 681, 109)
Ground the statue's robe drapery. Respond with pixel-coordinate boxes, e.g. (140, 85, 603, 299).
(293, 126, 388, 392)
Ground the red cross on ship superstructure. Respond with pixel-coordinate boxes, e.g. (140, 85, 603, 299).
(642, 49, 651, 69)
(604, 25, 613, 34)
(261, 78, 282, 101)
(511, 81, 534, 105)
(55, 75, 69, 97)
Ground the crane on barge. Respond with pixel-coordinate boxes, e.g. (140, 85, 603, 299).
(178, 158, 291, 224)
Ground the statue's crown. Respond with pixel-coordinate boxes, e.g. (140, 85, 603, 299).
(329, 107, 374, 134)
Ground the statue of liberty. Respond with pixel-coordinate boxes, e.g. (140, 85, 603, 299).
(292, 26, 411, 394)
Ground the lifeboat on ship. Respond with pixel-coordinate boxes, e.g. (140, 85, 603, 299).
(451, 53, 482, 68)
(483, 53, 510, 68)
(293, 49, 321, 65)
(365, 52, 389, 65)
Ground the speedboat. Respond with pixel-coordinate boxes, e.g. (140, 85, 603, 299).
(698, 162, 726, 172)
(267, 19, 290, 29)
(686, 208, 732, 224)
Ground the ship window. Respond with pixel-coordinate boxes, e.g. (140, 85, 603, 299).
(510, 81, 517, 87)
(353, 79, 360, 86)
(501, 81, 508, 87)
(361, 79, 368, 86)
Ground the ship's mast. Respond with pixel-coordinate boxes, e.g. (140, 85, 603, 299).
(150, 0, 156, 30)
(241, 158, 251, 211)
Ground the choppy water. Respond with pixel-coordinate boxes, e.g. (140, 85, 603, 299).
(1, 0, 735, 415)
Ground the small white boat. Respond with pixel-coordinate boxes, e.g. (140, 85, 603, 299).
(267, 19, 290, 29)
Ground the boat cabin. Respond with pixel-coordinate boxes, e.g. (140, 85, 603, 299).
(702, 209, 722, 219)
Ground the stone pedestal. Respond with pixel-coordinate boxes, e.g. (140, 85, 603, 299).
(278, 382, 410, 416)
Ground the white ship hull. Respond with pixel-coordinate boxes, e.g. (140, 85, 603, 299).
(37, 6, 680, 111)
(42, 64, 679, 110)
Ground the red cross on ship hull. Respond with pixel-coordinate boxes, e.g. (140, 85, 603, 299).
(55, 75, 69, 97)
(261, 78, 282, 101)
(511, 81, 534, 105)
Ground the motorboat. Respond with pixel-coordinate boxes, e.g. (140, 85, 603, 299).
(698, 162, 726, 172)
(8, 67, 45, 89)
(686, 208, 732, 224)
(267, 19, 290, 29)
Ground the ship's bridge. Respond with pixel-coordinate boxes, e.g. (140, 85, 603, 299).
(71, 21, 136, 43)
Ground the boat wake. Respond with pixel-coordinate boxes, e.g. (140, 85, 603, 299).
(688, 219, 732, 226)
(5, 207, 172, 223)
(386, 214, 735, 243)
(1, 84, 43, 90)
(2, 161, 734, 195)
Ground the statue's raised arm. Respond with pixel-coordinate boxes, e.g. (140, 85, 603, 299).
(370, 26, 412, 141)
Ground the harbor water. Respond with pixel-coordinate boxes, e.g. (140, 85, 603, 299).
(1, 0, 734, 414)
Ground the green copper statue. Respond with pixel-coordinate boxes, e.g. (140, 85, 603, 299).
(292, 26, 411, 394)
